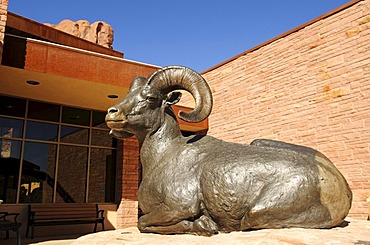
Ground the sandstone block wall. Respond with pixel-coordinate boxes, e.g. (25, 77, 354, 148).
(196, 0, 370, 219)
(116, 137, 140, 228)
(0, 0, 8, 64)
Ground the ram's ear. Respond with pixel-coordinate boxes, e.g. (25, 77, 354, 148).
(166, 92, 182, 105)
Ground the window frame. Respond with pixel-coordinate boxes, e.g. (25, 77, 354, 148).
(0, 95, 117, 204)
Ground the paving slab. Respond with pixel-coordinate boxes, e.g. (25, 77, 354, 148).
(73, 218, 370, 245)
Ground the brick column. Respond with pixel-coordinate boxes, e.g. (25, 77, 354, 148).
(0, 0, 8, 64)
(116, 137, 140, 228)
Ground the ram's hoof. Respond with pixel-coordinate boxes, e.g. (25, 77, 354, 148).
(194, 215, 219, 236)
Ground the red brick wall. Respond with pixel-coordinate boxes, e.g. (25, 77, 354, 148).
(116, 137, 140, 228)
(197, 0, 370, 219)
(0, 0, 8, 64)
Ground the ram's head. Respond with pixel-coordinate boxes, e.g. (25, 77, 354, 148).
(105, 66, 213, 139)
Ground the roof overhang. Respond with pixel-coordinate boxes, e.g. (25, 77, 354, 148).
(0, 65, 126, 111)
(1, 35, 208, 133)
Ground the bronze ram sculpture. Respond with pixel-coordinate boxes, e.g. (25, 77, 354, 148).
(106, 66, 352, 236)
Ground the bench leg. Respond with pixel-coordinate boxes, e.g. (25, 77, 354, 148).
(16, 228, 21, 245)
(5, 230, 9, 239)
(94, 221, 105, 232)
(31, 224, 34, 239)
(25, 224, 29, 238)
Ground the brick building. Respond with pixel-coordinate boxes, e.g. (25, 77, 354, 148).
(196, 0, 370, 219)
(0, 0, 369, 239)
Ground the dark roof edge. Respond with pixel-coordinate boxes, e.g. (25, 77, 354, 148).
(201, 0, 363, 74)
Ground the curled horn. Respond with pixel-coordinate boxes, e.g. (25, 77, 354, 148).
(146, 66, 213, 123)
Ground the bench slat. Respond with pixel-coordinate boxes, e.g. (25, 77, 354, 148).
(32, 211, 98, 216)
(32, 209, 97, 212)
(32, 215, 98, 220)
(34, 217, 103, 222)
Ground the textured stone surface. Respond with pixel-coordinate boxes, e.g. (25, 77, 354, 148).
(179, 0, 370, 219)
(73, 219, 370, 245)
(45, 19, 114, 48)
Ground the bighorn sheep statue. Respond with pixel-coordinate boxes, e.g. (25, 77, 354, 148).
(106, 66, 352, 236)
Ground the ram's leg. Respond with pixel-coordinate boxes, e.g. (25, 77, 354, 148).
(140, 215, 218, 236)
(139, 203, 187, 228)
(193, 215, 219, 235)
(139, 220, 194, 234)
(138, 204, 218, 235)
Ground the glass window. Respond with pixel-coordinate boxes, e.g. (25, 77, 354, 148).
(91, 129, 114, 147)
(21, 142, 56, 203)
(62, 107, 90, 126)
(26, 121, 58, 141)
(28, 101, 60, 122)
(88, 148, 116, 203)
(0, 96, 26, 117)
(0, 96, 117, 204)
(60, 126, 89, 145)
(0, 140, 22, 204)
(0, 117, 24, 138)
(92, 111, 108, 128)
(0, 138, 22, 159)
(56, 145, 88, 203)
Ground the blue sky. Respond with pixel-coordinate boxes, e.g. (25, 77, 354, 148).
(8, 0, 351, 72)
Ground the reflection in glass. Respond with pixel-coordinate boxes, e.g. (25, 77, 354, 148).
(0, 96, 118, 204)
(91, 129, 115, 147)
(60, 126, 89, 145)
(0, 138, 21, 159)
(0, 140, 21, 203)
(56, 145, 87, 203)
(0, 96, 26, 117)
(26, 121, 58, 141)
(92, 111, 108, 128)
(28, 101, 60, 122)
(21, 142, 56, 203)
(0, 117, 24, 139)
(89, 148, 116, 203)
(62, 107, 90, 126)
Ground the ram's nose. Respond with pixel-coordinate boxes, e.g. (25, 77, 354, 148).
(105, 107, 127, 127)
(108, 106, 125, 118)
(108, 106, 118, 114)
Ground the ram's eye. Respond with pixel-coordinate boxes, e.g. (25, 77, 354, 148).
(146, 96, 156, 103)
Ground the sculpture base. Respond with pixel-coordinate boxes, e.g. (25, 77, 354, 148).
(73, 218, 369, 245)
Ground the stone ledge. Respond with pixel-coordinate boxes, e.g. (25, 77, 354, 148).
(73, 218, 370, 245)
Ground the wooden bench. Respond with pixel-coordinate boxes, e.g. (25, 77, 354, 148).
(26, 204, 105, 239)
(0, 212, 21, 245)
